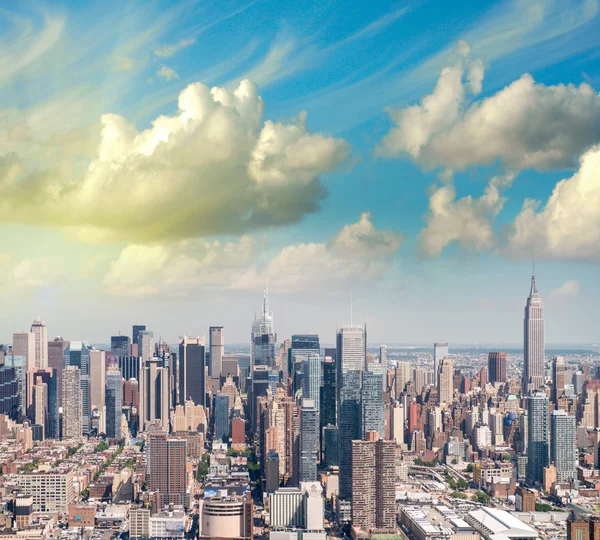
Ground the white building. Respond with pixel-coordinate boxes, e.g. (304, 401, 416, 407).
(467, 507, 537, 540)
(18, 471, 74, 513)
(474, 424, 493, 450)
(30, 318, 48, 370)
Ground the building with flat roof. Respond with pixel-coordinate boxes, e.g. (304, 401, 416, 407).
(466, 507, 537, 540)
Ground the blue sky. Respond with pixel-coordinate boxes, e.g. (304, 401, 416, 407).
(0, 0, 599, 345)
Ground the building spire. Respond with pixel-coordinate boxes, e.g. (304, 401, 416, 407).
(263, 282, 269, 319)
(530, 262, 537, 295)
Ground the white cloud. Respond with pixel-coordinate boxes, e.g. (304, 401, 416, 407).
(549, 280, 582, 299)
(103, 237, 256, 297)
(157, 65, 179, 81)
(104, 213, 403, 296)
(419, 174, 514, 257)
(236, 212, 404, 292)
(378, 47, 600, 172)
(507, 146, 600, 258)
(0, 79, 349, 242)
(153, 38, 195, 58)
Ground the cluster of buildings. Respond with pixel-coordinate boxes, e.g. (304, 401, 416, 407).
(0, 272, 599, 538)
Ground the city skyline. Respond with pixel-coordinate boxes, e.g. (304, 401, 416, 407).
(0, 1, 599, 345)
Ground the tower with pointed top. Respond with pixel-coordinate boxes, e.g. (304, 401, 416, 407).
(251, 287, 276, 368)
(523, 269, 545, 394)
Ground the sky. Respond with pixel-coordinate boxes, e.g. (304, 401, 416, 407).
(1, 0, 599, 346)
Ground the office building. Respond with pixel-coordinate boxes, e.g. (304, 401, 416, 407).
(214, 394, 230, 442)
(527, 392, 549, 484)
(147, 431, 187, 509)
(0, 365, 19, 420)
(391, 402, 406, 446)
(30, 317, 48, 370)
(139, 359, 170, 432)
(300, 399, 319, 482)
(209, 326, 224, 380)
(337, 324, 366, 500)
(288, 335, 320, 392)
(361, 366, 384, 439)
(118, 355, 142, 381)
(379, 345, 387, 369)
(550, 409, 576, 483)
(178, 337, 205, 408)
(488, 352, 507, 384)
(64, 341, 91, 434)
(13, 331, 35, 372)
(395, 362, 412, 397)
(351, 435, 396, 532)
(48, 337, 68, 399)
(17, 470, 74, 513)
(251, 288, 276, 367)
(111, 335, 131, 358)
(433, 343, 448, 386)
(320, 357, 336, 430)
(323, 425, 338, 468)
(89, 349, 106, 412)
(32, 375, 47, 438)
(139, 331, 155, 361)
(523, 271, 545, 393)
(553, 356, 566, 404)
(302, 354, 321, 416)
(62, 366, 82, 439)
(438, 356, 454, 405)
(132, 325, 146, 347)
(106, 369, 123, 439)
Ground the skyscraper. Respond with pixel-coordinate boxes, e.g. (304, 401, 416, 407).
(488, 352, 507, 384)
(178, 337, 206, 408)
(523, 271, 545, 393)
(527, 392, 549, 484)
(13, 331, 35, 372)
(132, 325, 146, 347)
(379, 345, 387, 370)
(89, 349, 106, 413)
(30, 318, 48, 370)
(300, 399, 319, 483)
(147, 431, 187, 509)
(0, 365, 19, 420)
(302, 355, 321, 416)
(433, 343, 448, 386)
(209, 326, 224, 380)
(320, 356, 336, 430)
(139, 359, 170, 432)
(337, 324, 366, 500)
(62, 366, 82, 439)
(550, 409, 576, 483)
(437, 356, 454, 405)
(111, 335, 131, 358)
(351, 435, 396, 532)
(105, 369, 123, 439)
(361, 366, 384, 439)
(64, 342, 91, 434)
(48, 338, 68, 402)
(214, 394, 230, 442)
(139, 331, 155, 361)
(552, 356, 566, 405)
(251, 288, 276, 368)
(288, 335, 320, 394)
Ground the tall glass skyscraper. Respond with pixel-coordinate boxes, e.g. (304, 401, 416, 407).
(337, 325, 366, 500)
(302, 354, 321, 416)
(106, 369, 123, 439)
(361, 365, 384, 439)
(523, 271, 545, 393)
(214, 394, 230, 441)
(527, 392, 549, 484)
(288, 334, 320, 388)
(64, 341, 91, 434)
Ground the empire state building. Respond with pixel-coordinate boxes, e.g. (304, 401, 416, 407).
(523, 271, 545, 393)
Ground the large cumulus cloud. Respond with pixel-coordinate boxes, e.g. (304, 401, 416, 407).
(507, 146, 600, 258)
(0, 80, 350, 241)
(377, 49, 600, 172)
